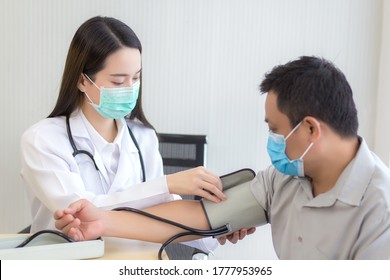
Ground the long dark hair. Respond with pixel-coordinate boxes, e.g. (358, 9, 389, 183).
(48, 16, 154, 129)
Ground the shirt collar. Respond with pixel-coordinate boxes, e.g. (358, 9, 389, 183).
(79, 110, 125, 152)
(303, 137, 374, 207)
(68, 109, 89, 139)
(336, 137, 374, 206)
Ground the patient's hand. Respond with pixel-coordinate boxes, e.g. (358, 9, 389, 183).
(54, 199, 104, 241)
(217, 227, 256, 245)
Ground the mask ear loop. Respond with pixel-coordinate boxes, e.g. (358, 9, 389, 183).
(285, 121, 303, 140)
(285, 121, 313, 160)
(82, 74, 101, 107)
(83, 73, 100, 89)
(83, 91, 97, 106)
(299, 142, 314, 160)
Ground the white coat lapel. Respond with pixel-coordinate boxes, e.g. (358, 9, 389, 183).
(69, 111, 111, 189)
(108, 123, 141, 194)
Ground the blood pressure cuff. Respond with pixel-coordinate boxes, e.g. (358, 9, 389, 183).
(201, 168, 268, 235)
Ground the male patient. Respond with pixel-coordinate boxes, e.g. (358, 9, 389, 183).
(55, 56, 390, 259)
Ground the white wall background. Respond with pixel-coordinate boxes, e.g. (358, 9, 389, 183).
(376, 0, 390, 167)
(0, 0, 388, 260)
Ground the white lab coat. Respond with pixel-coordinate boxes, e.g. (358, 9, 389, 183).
(20, 110, 218, 253)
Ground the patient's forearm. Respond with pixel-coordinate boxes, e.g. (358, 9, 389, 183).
(102, 200, 209, 243)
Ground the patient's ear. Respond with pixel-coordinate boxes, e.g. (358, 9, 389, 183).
(303, 116, 321, 142)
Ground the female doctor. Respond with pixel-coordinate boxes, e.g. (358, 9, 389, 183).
(20, 16, 225, 252)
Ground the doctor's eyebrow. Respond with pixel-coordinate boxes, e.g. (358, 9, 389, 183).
(109, 69, 142, 77)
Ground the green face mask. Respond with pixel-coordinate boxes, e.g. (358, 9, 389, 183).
(83, 74, 140, 119)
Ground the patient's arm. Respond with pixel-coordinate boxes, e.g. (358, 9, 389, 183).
(54, 199, 209, 243)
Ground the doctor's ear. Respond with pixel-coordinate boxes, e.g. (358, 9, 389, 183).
(303, 116, 321, 142)
(77, 74, 88, 93)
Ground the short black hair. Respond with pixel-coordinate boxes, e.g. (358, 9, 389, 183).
(260, 56, 358, 137)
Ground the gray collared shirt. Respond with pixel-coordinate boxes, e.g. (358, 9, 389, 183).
(250, 138, 390, 259)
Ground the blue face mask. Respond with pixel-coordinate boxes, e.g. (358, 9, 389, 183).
(267, 122, 313, 177)
(83, 74, 140, 119)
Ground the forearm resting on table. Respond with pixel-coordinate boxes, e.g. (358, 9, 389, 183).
(103, 200, 209, 243)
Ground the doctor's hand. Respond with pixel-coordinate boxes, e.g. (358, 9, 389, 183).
(217, 227, 256, 245)
(54, 199, 104, 241)
(166, 166, 227, 203)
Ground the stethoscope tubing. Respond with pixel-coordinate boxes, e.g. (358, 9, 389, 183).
(65, 115, 146, 183)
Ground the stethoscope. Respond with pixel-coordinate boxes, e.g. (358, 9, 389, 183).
(66, 115, 146, 183)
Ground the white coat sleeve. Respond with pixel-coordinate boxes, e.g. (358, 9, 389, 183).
(20, 120, 173, 215)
